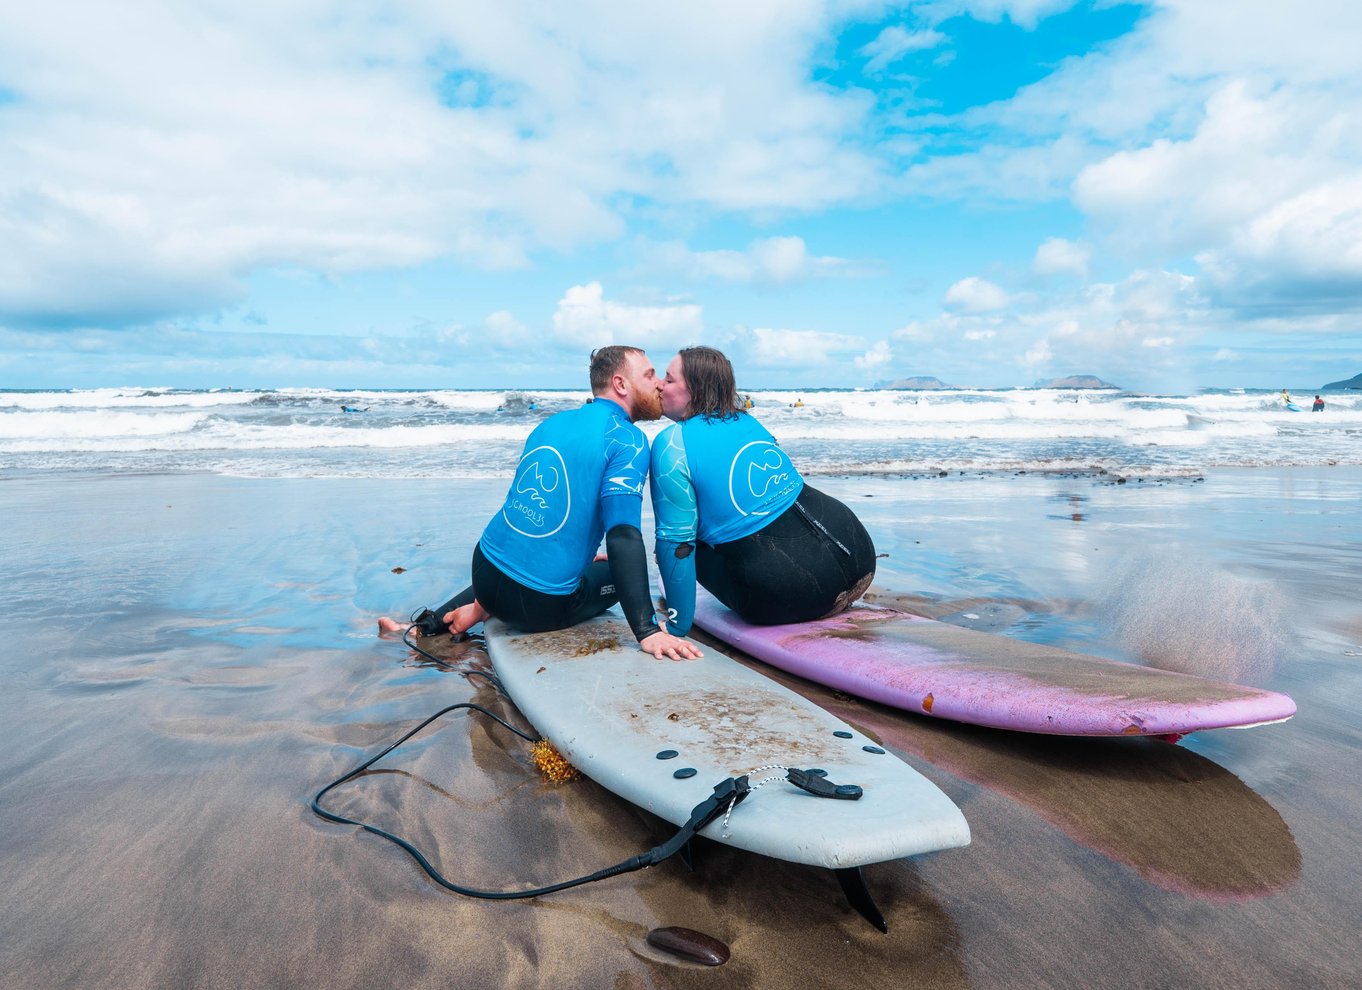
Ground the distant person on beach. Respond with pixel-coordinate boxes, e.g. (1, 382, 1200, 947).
(650, 346, 876, 636)
(378, 346, 702, 662)
(1312, 395, 1325, 412)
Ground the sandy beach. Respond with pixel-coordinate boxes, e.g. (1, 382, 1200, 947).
(2, 468, 1359, 988)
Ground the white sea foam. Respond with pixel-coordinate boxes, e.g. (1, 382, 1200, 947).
(0, 410, 210, 440)
(0, 418, 532, 453)
(0, 389, 260, 410)
(3, 386, 1359, 476)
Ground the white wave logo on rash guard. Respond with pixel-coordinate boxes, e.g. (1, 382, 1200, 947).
(728, 440, 796, 516)
(505, 445, 571, 537)
(603, 419, 646, 495)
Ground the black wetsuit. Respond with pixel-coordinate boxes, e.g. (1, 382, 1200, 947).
(690, 484, 876, 627)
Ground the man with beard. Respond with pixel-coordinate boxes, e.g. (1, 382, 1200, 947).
(379, 346, 701, 661)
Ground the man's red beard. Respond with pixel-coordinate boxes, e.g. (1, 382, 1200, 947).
(631, 383, 664, 421)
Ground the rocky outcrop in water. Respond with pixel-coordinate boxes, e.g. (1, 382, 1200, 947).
(1321, 372, 1362, 389)
(875, 376, 958, 390)
(1037, 375, 1119, 389)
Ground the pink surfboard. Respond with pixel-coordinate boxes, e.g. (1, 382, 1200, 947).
(689, 591, 1297, 737)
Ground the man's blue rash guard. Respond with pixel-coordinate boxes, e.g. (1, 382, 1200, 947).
(480, 397, 649, 595)
(650, 412, 804, 635)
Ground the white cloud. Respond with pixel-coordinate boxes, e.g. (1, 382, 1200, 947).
(483, 310, 534, 348)
(1071, 70, 1362, 312)
(1033, 237, 1091, 278)
(746, 327, 868, 366)
(942, 1, 1082, 30)
(1022, 338, 1053, 369)
(944, 276, 1008, 312)
(550, 282, 703, 350)
(643, 236, 862, 285)
(855, 339, 892, 369)
(900, 1, 1362, 318)
(874, 266, 1220, 388)
(858, 26, 947, 74)
(1072, 82, 1345, 259)
(0, 1, 890, 327)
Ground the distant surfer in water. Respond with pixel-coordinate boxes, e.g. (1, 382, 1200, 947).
(650, 346, 876, 636)
(1312, 395, 1325, 412)
(378, 346, 701, 662)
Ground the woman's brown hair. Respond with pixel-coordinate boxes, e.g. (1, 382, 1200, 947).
(678, 346, 743, 421)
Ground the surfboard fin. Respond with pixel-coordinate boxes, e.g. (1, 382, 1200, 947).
(835, 867, 888, 933)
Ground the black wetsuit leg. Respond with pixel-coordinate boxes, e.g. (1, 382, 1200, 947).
(695, 484, 876, 625)
(469, 543, 620, 633)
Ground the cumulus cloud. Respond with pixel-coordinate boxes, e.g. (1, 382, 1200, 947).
(855, 339, 892, 369)
(1110, 26, 1362, 311)
(0, 1, 889, 328)
(1033, 237, 1091, 278)
(901, 1, 1362, 319)
(642, 236, 863, 285)
(870, 266, 1220, 387)
(551, 282, 703, 350)
(944, 276, 1008, 312)
(746, 327, 869, 366)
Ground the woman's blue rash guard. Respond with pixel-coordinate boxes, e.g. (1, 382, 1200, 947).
(480, 397, 649, 596)
(650, 412, 804, 635)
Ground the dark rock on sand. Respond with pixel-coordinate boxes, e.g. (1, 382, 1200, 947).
(646, 926, 731, 966)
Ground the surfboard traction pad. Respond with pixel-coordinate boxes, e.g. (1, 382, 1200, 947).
(499, 629, 862, 773)
(696, 598, 1297, 736)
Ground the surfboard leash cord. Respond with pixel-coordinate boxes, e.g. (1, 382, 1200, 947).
(310, 701, 759, 900)
(400, 620, 507, 693)
(315, 623, 867, 902)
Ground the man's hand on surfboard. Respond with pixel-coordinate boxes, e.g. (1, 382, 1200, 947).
(638, 630, 704, 661)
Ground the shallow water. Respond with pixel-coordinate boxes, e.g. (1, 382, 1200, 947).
(1, 469, 1359, 988)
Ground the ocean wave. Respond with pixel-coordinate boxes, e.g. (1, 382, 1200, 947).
(0, 410, 211, 440)
(0, 419, 534, 453)
(0, 389, 259, 410)
(3, 385, 1360, 477)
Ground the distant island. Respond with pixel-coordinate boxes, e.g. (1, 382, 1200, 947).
(1037, 375, 1120, 390)
(1322, 372, 1362, 389)
(875, 376, 958, 390)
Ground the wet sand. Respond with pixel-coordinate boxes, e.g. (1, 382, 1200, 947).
(1, 469, 1359, 988)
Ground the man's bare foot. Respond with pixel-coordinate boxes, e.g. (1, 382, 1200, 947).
(376, 616, 410, 636)
(443, 600, 491, 635)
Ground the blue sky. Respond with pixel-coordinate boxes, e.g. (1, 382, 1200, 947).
(2, 0, 1361, 391)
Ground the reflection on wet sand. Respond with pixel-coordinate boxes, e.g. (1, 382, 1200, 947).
(691, 627, 1301, 903)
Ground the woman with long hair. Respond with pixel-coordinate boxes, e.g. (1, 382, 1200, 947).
(650, 346, 876, 635)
